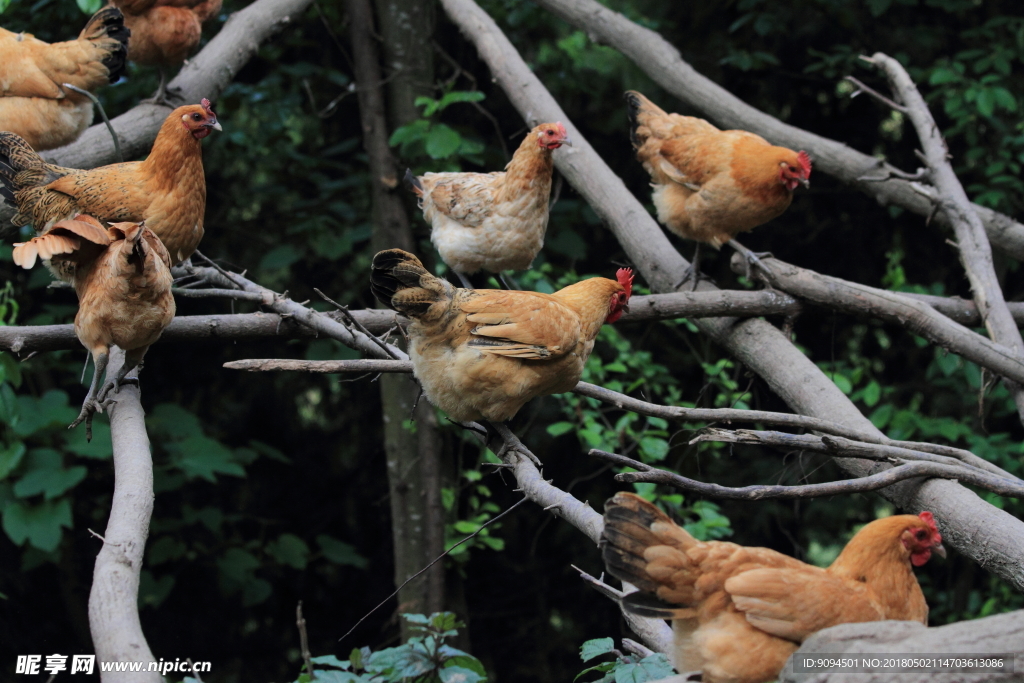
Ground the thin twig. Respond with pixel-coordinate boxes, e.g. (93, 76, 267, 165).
(192, 251, 245, 290)
(61, 83, 122, 162)
(171, 287, 269, 302)
(338, 497, 528, 644)
(297, 601, 314, 680)
(313, 288, 401, 360)
(844, 75, 908, 113)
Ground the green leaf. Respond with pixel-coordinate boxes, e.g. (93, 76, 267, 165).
(267, 533, 310, 570)
(436, 91, 486, 111)
(13, 390, 76, 437)
(170, 435, 245, 481)
(65, 420, 112, 459)
(259, 244, 303, 271)
(830, 373, 853, 395)
(217, 547, 260, 582)
(976, 88, 995, 117)
(147, 536, 187, 565)
(138, 570, 175, 608)
(76, 0, 103, 14)
(547, 421, 575, 437)
(639, 437, 669, 461)
(13, 450, 86, 500)
(2, 498, 72, 551)
(439, 665, 483, 683)
(425, 124, 462, 159)
(580, 637, 615, 662)
(242, 577, 272, 606)
(311, 654, 349, 670)
(862, 381, 881, 407)
(316, 534, 369, 568)
(0, 442, 25, 480)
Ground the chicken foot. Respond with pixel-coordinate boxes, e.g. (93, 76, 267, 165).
(140, 68, 185, 108)
(488, 421, 543, 467)
(728, 238, 774, 285)
(68, 350, 109, 441)
(676, 243, 715, 291)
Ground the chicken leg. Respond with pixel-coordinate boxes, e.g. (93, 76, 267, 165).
(728, 238, 774, 284)
(68, 348, 109, 440)
(489, 421, 543, 467)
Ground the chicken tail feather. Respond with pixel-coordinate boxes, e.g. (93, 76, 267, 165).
(404, 168, 424, 196)
(621, 592, 696, 620)
(624, 90, 662, 149)
(78, 6, 131, 85)
(370, 249, 454, 319)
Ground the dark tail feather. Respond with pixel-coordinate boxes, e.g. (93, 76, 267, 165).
(0, 132, 44, 203)
(404, 168, 424, 195)
(82, 7, 131, 84)
(623, 91, 645, 149)
(370, 248, 428, 310)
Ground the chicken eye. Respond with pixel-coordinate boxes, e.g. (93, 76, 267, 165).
(915, 530, 927, 540)
(546, 130, 555, 136)
(192, 113, 202, 121)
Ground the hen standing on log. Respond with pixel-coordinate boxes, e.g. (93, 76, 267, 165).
(0, 99, 220, 269)
(407, 122, 571, 288)
(371, 249, 631, 457)
(0, 7, 130, 151)
(12, 215, 175, 440)
(112, 0, 223, 105)
(602, 492, 944, 683)
(625, 91, 811, 288)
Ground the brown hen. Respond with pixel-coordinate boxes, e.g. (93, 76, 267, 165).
(13, 215, 175, 439)
(112, 0, 223, 104)
(0, 99, 219, 269)
(0, 7, 129, 151)
(602, 492, 944, 683)
(370, 248, 632, 426)
(626, 91, 811, 287)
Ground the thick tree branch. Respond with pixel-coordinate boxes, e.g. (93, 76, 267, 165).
(87, 349, 159, 682)
(433, 0, 1024, 591)
(529, 0, 1024, 261)
(590, 448, 1024, 501)
(864, 52, 1024, 426)
(780, 611, 1024, 683)
(730, 254, 1024, 387)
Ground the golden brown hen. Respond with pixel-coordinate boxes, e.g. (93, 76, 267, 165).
(0, 7, 129, 151)
(407, 122, 571, 287)
(602, 492, 944, 683)
(0, 99, 220, 268)
(13, 215, 175, 439)
(625, 91, 811, 287)
(370, 248, 632, 425)
(113, 0, 223, 104)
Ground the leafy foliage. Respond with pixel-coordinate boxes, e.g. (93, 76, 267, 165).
(575, 638, 676, 683)
(293, 613, 488, 683)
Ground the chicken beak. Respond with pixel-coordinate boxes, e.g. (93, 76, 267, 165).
(797, 177, 810, 189)
(561, 137, 573, 148)
(933, 542, 947, 559)
(209, 121, 223, 132)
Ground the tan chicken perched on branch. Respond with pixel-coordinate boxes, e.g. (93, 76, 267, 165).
(0, 99, 220, 269)
(111, 0, 222, 105)
(407, 122, 571, 288)
(0, 7, 130, 151)
(602, 492, 944, 683)
(370, 249, 632, 447)
(625, 91, 811, 288)
(12, 215, 175, 440)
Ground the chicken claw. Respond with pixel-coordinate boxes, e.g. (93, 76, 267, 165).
(489, 421, 543, 468)
(728, 238, 774, 284)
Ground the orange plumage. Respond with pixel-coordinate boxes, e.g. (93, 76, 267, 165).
(0, 100, 220, 268)
(625, 91, 810, 281)
(0, 7, 129, 151)
(12, 215, 175, 439)
(370, 249, 632, 423)
(112, 0, 222, 102)
(408, 122, 570, 280)
(602, 493, 944, 683)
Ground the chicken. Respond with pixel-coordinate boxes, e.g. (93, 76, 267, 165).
(625, 91, 811, 288)
(407, 122, 571, 287)
(112, 0, 223, 105)
(0, 7, 130, 151)
(0, 99, 220, 269)
(602, 492, 945, 683)
(12, 215, 175, 439)
(370, 248, 632, 425)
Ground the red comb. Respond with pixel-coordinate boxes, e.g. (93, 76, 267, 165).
(201, 98, 215, 116)
(797, 150, 812, 177)
(919, 511, 942, 541)
(556, 122, 567, 138)
(616, 267, 634, 297)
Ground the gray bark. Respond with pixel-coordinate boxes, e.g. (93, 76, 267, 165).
(781, 611, 1024, 683)
(88, 349, 159, 683)
(437, 0, 1024, 593)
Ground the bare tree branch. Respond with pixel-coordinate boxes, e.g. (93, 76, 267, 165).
(87, 349, 159, 682)
(864, 52, 1024, 426)
(225, 358, 413, 373)
(573, 565, 674, 656)
(730, 253, 1024, 388)
(589, 448, 1024, 501)
(529, 0, 1024, 262)
(780, 610, 1024, 683)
